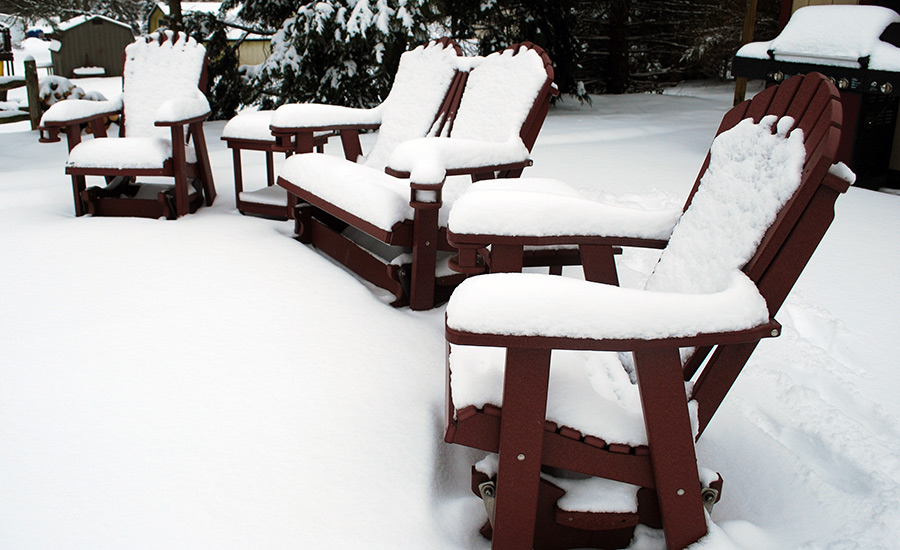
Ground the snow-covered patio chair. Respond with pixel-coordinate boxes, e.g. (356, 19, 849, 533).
(442, 72, 851, 549)
(40, 31, 215, 219)
(222, 38, 464, 221)
(276, 42, 557, 310)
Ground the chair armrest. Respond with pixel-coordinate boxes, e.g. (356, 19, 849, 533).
(445, 271, 777, 351)
(40, 96, 123, 127)
(154, 94, 210, 126)
(447, 178, 680, 247)
(269, 103, 383, 132)
(385, 137, 532, 185)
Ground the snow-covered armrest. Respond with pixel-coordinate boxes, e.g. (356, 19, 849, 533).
(40, 96, 123, 127)
(447, 178, 680, 243)
(446, 271, 775, 347)
(270, 103, 383, 132)
(154, 93, 210, 126)
(385, 136, 532, 185)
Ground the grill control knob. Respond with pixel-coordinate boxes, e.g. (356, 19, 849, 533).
(838, 78, 850, 89)
(882, 82, 894, 95)
(771, 71, 785, 82)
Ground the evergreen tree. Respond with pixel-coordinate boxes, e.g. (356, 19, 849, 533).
(182, 9, 243, 120)
(230, 0, 435, 109)
(440, 0, 589, 103)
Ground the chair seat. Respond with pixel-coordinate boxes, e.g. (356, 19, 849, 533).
(281, 154, 478, 233)
(448, 178, 681, 240)
(67, 136, 197, 170)
(280, 154, 412, 231)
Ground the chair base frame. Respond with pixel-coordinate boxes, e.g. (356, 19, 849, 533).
(76, 176, 205, 220)
(293, 202, 465, 308)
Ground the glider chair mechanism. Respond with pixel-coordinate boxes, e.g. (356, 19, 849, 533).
(276, 41, 557, 310)
(41, 31, 216, 219)
(442, 73, 851, 549)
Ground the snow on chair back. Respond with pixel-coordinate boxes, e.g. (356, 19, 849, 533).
(645, 115, 807, 296)
(449, 43, 554, 146)
(122, 31, 207, 139)
(361, 39, 462, 170)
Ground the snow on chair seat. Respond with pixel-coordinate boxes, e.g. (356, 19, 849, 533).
(40, 30, 216, 219)
(67, 136, 198, 169)
(278, 41, 557, 310)
(442, 72, 851, 550)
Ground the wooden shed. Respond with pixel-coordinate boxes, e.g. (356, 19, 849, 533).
(50, 15, 135, 78)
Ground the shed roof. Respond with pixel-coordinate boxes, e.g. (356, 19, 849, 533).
(58, 14, 132, 32)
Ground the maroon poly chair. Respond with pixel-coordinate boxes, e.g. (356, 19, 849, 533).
(41, 31, 215, 219)
(443, 72, 850, 549)
(276, 42, 558, 310)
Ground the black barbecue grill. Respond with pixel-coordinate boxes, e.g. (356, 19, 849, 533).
(733, 4, 900, 189)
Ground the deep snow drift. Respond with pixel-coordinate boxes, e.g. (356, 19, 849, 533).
(2, 69, 899, 548)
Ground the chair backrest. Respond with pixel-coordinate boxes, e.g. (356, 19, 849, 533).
(361, 38, 462, 170)
(447, 42, 556, 150)
(645, 114, 810, 295)
(122, 31, 208, 139)
(656, 72, 843, 303)
(665, 72, 847, 434)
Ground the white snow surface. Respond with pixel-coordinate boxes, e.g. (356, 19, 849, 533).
(449, 46, 548, 143)
(384, 45, 549, 184)
(40, 97, 123, 125)
(646, 115, 805, 294)
(66, 136, 198, 169)
(57, 14, 132, 32)
(387, 136, 530, 184)
(736, 5, 900, 69)
(270, 103, 383, 130)
(154, 90, 210, 123)
(221, 109, 279, 141)
(2, 70, 900, 550)
(447, 269, 769, 341)
(447, 177, 681, 239)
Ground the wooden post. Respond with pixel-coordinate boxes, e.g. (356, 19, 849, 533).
(24, 57, 41, 130)
(733, 0, 759, 106)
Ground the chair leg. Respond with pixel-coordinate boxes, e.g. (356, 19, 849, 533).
(190, 122, 216, 205)
(409, 207, 439, 310)
(633, 348, 708, 549)
(265, 150, 275, 187)
(70, 174, 87, 216)
(491, 347, 552, 549)
(232, 147, 244, 207)
(491, 244, 525, 273)
(170, 125, 189, 217)
(580, 244, 619, 285)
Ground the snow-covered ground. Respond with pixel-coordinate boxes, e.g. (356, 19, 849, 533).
(2, 55, 900, 549)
